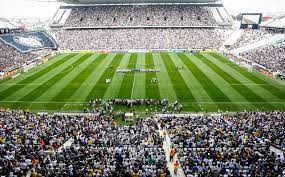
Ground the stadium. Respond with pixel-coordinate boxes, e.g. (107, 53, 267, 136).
(0, 0, 284, 176)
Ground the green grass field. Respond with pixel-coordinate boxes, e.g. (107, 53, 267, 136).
(0, 52, 285, 113)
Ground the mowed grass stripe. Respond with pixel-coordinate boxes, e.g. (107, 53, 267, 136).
(117, 53, 138, 98)
(152, 53, 177, 101)
(0, 77, 11, 86)
(191, 53, 256, 111)
(202, 53, 282, 110)
(178, 53, 238, 111)
(51, 54, 107, 102)
(160, 53, 201, 111)
(0, 54, 75, 100)
(40, 54, 100, 102)
(87, 53, 124, 99)
(2, 54, 84, 110)
(197, 53, 272, 104)
(132, 53, 146, 99)
(17, 53, 92, 102)
(103, 53, 132, 99)
(210, 52, 285, 100)
(68, 54, 116, 103)
(160, 53, 200, 112)
(204, 53, 284, 110)
(169, 53, 219, 112)
(0, 54, 68, 89)
(38, 54, 101, 111)
(145, 53, 160, 99)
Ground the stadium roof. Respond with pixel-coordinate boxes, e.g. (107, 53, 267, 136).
(58, 0, 218, 4)
(0, 18, 17, 29)
(262, 13, 285, 29)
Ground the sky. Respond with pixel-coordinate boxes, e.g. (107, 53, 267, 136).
(223, 0, 285, 15)
(0, 0, 284, 19)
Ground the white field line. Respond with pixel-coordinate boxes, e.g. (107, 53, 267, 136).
(252, 72, 285, 93)
(0, 101, 88, 104)
(229, 84, 271, 86)
(2, 83, 44, 86)
(131, 71, 136, 99)
(60, 104, 67, 111)
(59, 103, 84, 111)
(2, 83, 101, 86)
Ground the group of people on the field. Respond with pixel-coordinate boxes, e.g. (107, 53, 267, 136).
(159, 111, 285, 176)
(176, 66, 185, 70)
(117, 68, 160, 73)
(150, 77, 158, 83)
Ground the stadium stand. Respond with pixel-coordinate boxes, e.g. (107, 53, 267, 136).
(0, 110, 284, 176)
(160, 111, 285, 176)
(0, 31, 57, 72)
(240, 42, 285, 74)
(228, 29, 274, 50)
(36, 117, 167, 176)
(52, 4, 231, 50)
(54, 28, 227, 50)
(0, 111, 168, 176)
(0, 42, 36, 72)
(0, 32, 57, 53)
(64, 5, 218, 27)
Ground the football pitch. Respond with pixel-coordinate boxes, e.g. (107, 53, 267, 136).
(0, 52, 285, 113)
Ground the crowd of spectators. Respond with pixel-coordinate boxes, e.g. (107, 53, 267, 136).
(229, 29, 274, 50)
(160, 111, 285, 176)
(0, 110, 169, 177)
(65, 5, 218, 27)
(54, 28, 226, 50)
(33, 116, 168, 176)
(0, 42, 36, 72)
(240, 42, 285, 74)
(1, 109, 284, 176)
(0, 109, 285, 176)
(0, 111, 74, 176)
